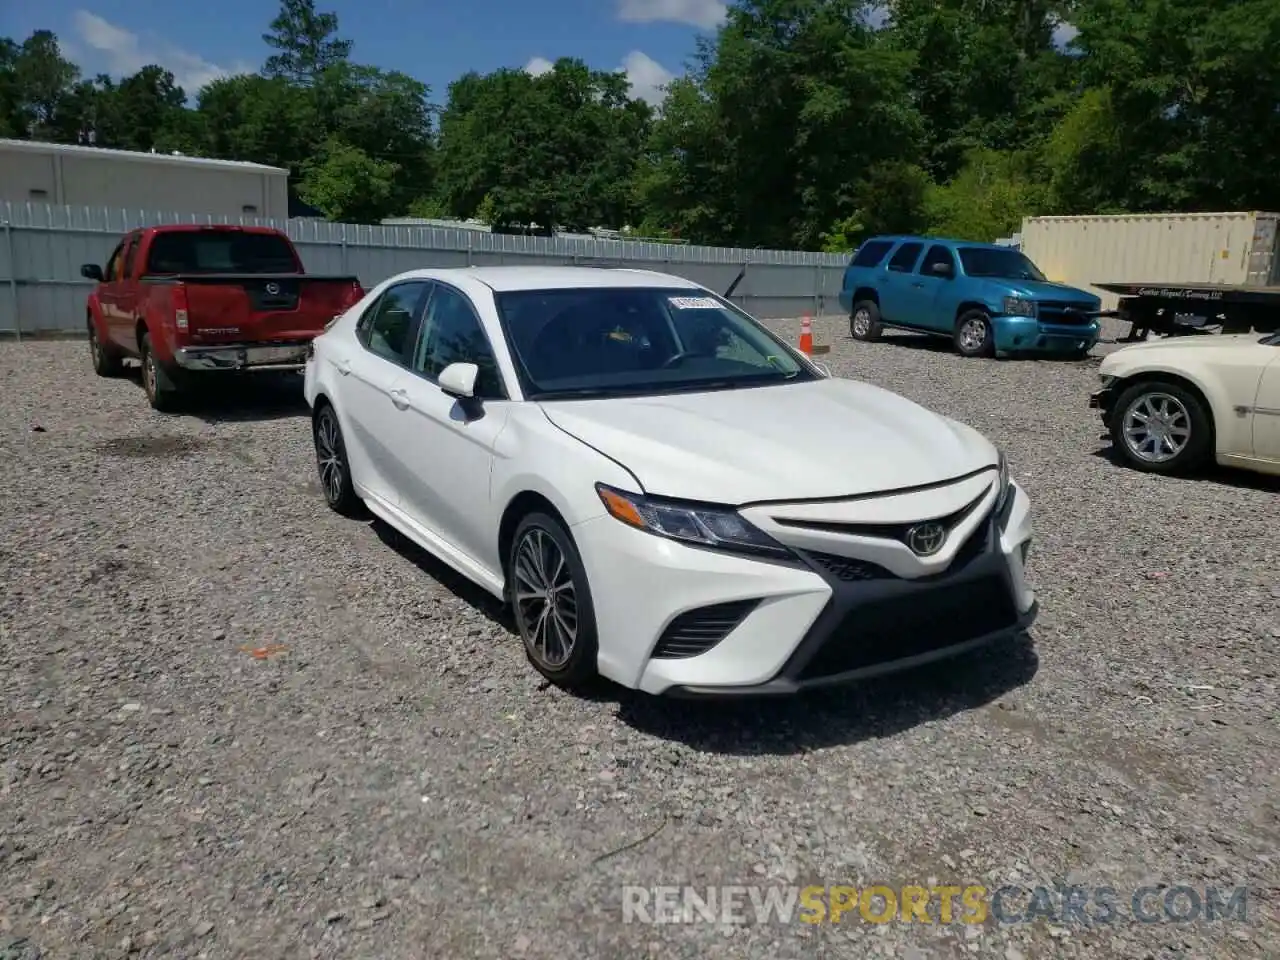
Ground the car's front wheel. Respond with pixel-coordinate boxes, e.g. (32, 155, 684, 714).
(508, 512, 599, 689)
(88, 318, 123, 377)
(954, 309, 995, 358)
(1110, 379, 1212, 474)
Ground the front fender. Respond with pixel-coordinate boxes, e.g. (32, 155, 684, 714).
(1100, 357, 1242, 454)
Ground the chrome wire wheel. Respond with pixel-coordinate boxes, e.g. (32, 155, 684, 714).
(1122, 391, 1191, 463)
(851, 308, 871, 337)
(959, 316, 988, 352)
(512, 527, 578, 669)
(315, 408, 345, 505)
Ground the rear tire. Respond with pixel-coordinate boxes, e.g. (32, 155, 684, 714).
(88, 319, 123, 377)
(1109, 379, 1212, 475)
(507, 511, 600, 690)
(139, 332, 180, 412)
(954, 309, 995, 358)
(313, 403, 363, 516)
(849, 300, 883, 342)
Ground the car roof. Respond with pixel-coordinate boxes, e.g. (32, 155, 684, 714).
(865, 235, 1014, 252)
(386, 265, 705, 293)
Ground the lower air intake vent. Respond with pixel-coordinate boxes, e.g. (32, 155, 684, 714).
(807, 553, 896, 581)
(652, 599, 760, 659)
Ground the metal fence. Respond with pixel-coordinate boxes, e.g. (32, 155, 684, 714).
(0, 202, 853, 336)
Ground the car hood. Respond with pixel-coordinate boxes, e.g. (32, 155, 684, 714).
(1001, 279, 1101, 304)
(538, 378, 997, 503)
(1106, 333, 1265, 355)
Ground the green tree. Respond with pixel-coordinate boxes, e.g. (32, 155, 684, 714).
(262, 0, 352, 85)
(297, 138, 399, 222)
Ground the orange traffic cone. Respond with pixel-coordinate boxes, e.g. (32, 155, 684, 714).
(798, 316, 814, 355)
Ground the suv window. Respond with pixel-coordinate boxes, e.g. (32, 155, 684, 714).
(358, 281, 429, 365)
(850, 240, 894, 268)
(887, 242, 924, 273)
(918, 244, 955, 275)
(413, 283, 505, 399)
(103, 241, 126, 282)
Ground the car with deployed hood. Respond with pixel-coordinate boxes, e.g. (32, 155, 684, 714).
(839, 235, 1102, 359)
(303, 265, 1037, 696)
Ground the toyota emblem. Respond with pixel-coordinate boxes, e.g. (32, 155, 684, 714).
(265, 282, 280, 295)
(905, 522, 947, 557)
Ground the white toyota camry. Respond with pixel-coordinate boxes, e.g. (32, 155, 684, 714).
(303, 266, 1037, 696)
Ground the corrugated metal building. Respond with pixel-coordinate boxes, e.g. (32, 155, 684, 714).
(1019, 211, 1280, 309)
(0, 138, 290, 220)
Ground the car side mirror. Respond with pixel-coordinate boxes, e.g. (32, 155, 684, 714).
(931, 262, 953, 277)
(438, 361, 479, 399)
(81, 263, 104, 281)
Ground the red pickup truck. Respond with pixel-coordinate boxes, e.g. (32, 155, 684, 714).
(81, 224, 365, 411)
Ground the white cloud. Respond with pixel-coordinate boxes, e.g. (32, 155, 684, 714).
(616, 0, 727, 30)
(523, 56, 555, 77)
(71, 10, 254, 96)
(1052, 20, 1080, 49)
(619, 50, 674, 106)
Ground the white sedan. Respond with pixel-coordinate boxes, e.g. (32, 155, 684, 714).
(1090, 331, 1280, 476)
(303, 266, 1037, 695)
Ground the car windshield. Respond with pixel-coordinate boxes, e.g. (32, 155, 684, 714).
(957, 248, 1047, 282)
(493, 286, 818, 400)
(145, 231, 298, 274)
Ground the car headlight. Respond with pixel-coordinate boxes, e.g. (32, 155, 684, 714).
(995, 450, 1012, 511)
(595, 483, 792, 559)
(1001, 297, 1037, 318)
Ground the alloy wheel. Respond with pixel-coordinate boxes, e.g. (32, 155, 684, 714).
(1122, 392, 1191, 463)
(959, 317, 987, 352)
(315, 409, 346, 505)
(512, 527, 578, 669)
(852, 309, 871, 337)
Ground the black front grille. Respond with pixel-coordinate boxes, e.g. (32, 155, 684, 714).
(773, 488, 988, 545)
(797, 576, 1018, 680)
(652, 599, 759, 659)
(807, 553, 896, 582)
(1039, 301, 1096, 325)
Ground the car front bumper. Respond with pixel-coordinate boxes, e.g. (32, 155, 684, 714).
(992, 316, 1100, 355)
(1090, 381, 1117, 425)
(573, 481, 1036, 696)
(173, 340, 312, 371)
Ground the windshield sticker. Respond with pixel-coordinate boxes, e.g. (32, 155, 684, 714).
(668, 296, 721, 310)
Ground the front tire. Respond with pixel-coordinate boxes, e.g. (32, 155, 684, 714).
(508, 512, 599, 690)
(1110, 380, 1212, 475)
(954, 309, 995, 358)
(88, 318, 123, 377)
(313, 403, 362, 516)
(849, 300, 883, 342)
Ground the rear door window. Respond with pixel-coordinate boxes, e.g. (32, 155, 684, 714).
(887, 242, 924, 273)
(918, 245, 955, 275)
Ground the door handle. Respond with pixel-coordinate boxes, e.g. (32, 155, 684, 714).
(337, 358, 351, 376)
(389, 388, 410, 410)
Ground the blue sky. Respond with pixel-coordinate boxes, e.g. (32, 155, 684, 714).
(1, 0, 733, 106)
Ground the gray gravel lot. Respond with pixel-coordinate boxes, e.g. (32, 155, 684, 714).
(2, 318, 1278, 960)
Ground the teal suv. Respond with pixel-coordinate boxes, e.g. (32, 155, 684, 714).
(838, 236, 1103, 359)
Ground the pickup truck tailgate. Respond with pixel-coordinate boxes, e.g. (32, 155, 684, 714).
(150, 273, 363, 343)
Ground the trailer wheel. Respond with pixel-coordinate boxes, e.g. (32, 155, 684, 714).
(1110, 379, 1212, 475)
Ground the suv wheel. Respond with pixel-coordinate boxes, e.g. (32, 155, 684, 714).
(849, 300, 883, 342)
(954, 309, 995, 358)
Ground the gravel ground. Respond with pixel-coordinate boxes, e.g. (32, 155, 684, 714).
(2, 319, 1278, 960)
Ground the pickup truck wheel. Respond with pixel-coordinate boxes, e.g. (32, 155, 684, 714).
(88, 320, 123, 377)
(849, 301, 883, 342)
(1110, 380, 1212, 475)
(139, 332, 180, 413)
(954, 310, 995, 358)
(313, 404, 362, 516)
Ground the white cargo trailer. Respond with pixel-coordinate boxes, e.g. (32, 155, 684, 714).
(1019, 211, 1280, 310)
(0, 138, 289, 220)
